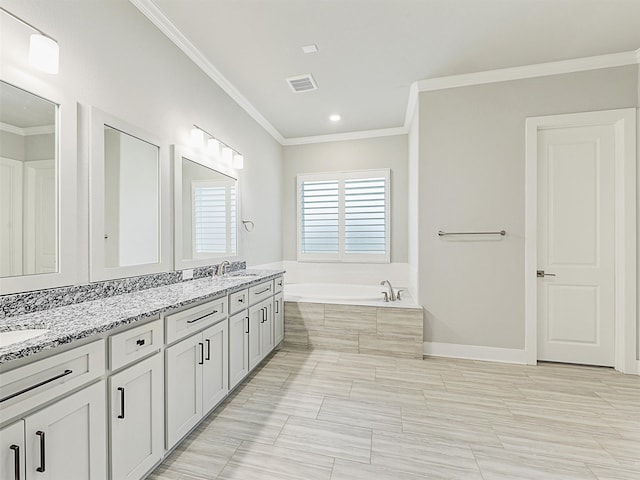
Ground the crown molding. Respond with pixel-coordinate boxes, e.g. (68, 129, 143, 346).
(282, 126, 408, 146)
(0, 122, 55, 136)
(417, 51, 639, 93)
(130, 0, 284, 144)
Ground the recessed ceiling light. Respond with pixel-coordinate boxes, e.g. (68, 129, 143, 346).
(329, 114, 341, 122)
(302, 44, 318, 54)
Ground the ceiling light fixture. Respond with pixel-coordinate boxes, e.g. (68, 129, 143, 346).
(329, 114, 341, 122)
(301, 44, 318, 54)
(0, 7, 59, 74)
(190, 125, 244, 169)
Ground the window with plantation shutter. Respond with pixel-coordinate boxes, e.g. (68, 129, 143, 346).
(192, 180, 237, 257)
(297, 169, 390, 263)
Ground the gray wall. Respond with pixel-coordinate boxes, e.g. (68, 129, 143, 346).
(418, 65, 639, 349)
(2, 0, 283, 286)
(282, 135, 408, 263)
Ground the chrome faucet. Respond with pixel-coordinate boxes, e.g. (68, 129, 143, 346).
(380, 280, 396, 301)
(217, 260, 231, 276)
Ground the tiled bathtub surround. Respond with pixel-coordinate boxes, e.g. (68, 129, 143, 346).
(0, 261, 245, 319)
(284, 302, 423, 358)
(0, 267, 278, 364)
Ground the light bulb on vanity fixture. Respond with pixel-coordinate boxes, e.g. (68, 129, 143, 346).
(1, 7, 60, 74)
(190, 125, 244, 169)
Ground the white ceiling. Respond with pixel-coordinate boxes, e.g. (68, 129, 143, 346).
(141, 0, 640, 140)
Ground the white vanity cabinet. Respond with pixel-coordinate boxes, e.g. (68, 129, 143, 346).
(274, 292, 284, 346)
(228, 310, 249, 390)
(165, 302, 228, 450)
(0, 340, 107, 480)
(1, 420, 24, 480)
(108, 318, 164, 480)
(23, 380, 107, 480)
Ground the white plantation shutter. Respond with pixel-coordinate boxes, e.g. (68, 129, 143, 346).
(193, 180, 237, 256)
(300, 179, 340, 255)
(344, 177, 386, 255)
(297, 169, 390, 262)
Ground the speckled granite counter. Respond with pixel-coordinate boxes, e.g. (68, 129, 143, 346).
(0, 269, 283, 365)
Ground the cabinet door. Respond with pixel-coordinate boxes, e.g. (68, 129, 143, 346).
(248, 303, 263, 371)
(229, 310, 249, 389)
(1, 420, 24, 480)
(260, 299, 274, 361)
(24, 380, 107, 480)
(166, 334, 203, 449)
(274, 292, 284, 346)
(202, 321, 228, 414)
(110, 354, 164, 480)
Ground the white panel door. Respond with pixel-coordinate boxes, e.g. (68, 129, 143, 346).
(537, 124, 615, 366)
(0, 157, 23, 277)
(24, 160, 57, 274)
(110, 354, 164, 480)
(0, 420, 25, 480)
(228, 310, 249, 389)
(202, 321, 228, 414)
(24, 380, 106, 480)
(248, 303, 263, 371)
(165, 335, 203, 449)
(274, 293, 284, 346)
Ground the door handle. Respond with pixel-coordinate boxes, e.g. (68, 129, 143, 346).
(10, 444, 20, 480)
(117, 387, 125, 419)
(205, 339, 211, 361)
(36, 431, 45, 473)
(537, 270, 556, 278)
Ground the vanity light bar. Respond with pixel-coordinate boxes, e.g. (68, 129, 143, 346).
(0, 7, 59, 74)
(190, 124, 244, 169)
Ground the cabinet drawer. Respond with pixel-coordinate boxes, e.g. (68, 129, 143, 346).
(0, 340, 105, 425)
(274, 276, 284, 293)
(249, 281, 274, 305)
(165, 297, 226, 344)
(229, 289, 248, 315)
(110, 318, 163, 371)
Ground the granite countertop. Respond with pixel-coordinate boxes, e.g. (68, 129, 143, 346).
(0, 269, 283, 365)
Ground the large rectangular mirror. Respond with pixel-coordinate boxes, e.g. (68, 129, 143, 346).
(90, 107, 170, 281)
(0, 79, 77, 294)
(173, 145, 239, 270)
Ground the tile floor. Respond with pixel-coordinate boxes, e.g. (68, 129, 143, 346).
(148, 347, 640, 480)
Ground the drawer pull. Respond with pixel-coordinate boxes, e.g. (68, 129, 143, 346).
(0, 369, 73, 404)
(117, 387, 125, 419)
(238, 297, 244, 303)
(255, 287, 271, 295)
(36, 431, 45, 473)
(136, 339, 146, 346)
(186, 309, 219, 324)
(10, 444, 20, 480)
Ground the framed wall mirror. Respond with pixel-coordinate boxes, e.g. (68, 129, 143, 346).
(89, 107, 170, 281)
(0, 79, 77, 294)
(173, 145, 239, 270)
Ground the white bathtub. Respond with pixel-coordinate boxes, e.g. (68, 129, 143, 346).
(284, 282, 420, 309)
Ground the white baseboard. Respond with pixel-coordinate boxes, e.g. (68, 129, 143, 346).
(423, 342, 527, 365)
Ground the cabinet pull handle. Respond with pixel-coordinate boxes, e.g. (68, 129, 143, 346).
(187, 309, 219, 324)
(205, 339, 211, 360)
(198, 343, 204, 365)
(0, 369, 73, 404)
(275, 300, 279, 314)
(36, 431, 45, 473)
(10, 444, 20, 480)
(245, 316, 249, 334)
(255, 287, 271, 295)
(117, 387, 125, 419)
(261, 307, 266, 323)
(136, 338, 145, 346)
(238, 297, 244, 303)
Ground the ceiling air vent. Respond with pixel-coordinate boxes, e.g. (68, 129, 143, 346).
(286, 74, 318, 93)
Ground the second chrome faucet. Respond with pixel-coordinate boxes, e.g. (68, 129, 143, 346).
(380, 280, 396, 302)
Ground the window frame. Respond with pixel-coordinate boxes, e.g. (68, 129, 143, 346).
(296, 168, 390, 263)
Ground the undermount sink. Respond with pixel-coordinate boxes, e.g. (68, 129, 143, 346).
(0, 329, 49, 348)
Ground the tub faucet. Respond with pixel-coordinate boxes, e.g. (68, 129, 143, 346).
(217, 260, 231, 276)
(380, 280, 396, 301)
